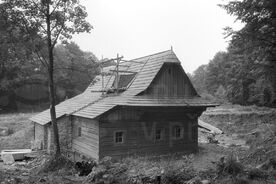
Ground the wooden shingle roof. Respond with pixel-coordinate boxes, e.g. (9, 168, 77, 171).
(30, 75, 114, 125)
(122, 96, 218, 107)
(31, 50, 217, 125)
(72, 50, 182, 119)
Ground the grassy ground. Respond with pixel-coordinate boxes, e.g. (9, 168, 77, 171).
(0, 113, 35, 152)
(201, 104, 276, 166)
(0, 105, 275, 183)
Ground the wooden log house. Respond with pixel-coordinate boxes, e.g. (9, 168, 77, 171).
(30, 50, 217, 160)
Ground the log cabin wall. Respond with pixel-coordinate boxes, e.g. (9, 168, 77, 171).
(142, 63, 197, 97)
(72, 116, 99, 160)
(99, 107, 204, 159)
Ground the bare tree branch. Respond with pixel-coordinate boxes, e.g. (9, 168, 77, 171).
(51, 24, 64, 50)
(50, 0, 62, 16)
(30, 0, 46, 16)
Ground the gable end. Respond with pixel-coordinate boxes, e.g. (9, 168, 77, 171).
(140, 63, 198, 97)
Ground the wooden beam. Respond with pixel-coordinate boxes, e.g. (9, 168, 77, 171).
(110, 70, 136, 74)
(115, 54, 120, 93)
(198, 120, 223, 134)
(99, 56, 124, 64)
(121, 60, 144, 64)
(91, 90, 108, 92)
(118, 65, 129, 67)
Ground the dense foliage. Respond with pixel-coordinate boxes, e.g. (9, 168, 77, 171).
(0, 35, 99, 111)
(0, 2, 98, 111)
(0, 3, 44, 110)
(54, 42, 99, 98)
(191, 0, 276, 107)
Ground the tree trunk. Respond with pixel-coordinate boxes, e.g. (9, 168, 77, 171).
(46, 2, 61, 156)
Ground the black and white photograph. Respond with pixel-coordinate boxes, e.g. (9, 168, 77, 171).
(0, 0, 275, 183)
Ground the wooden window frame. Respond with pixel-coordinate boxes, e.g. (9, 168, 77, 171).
(114, 131, 125, 144)
(155, 128, 163, 141)
(172, 125, 182, 139)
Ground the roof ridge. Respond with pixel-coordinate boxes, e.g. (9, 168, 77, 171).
(131, 49, 173, 61)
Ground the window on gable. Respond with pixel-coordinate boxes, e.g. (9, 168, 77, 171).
(114, 131, 124, 143)
(78, 127, 82, 137)
(155, 129, 163, 141)
(173, 126, 181, 139)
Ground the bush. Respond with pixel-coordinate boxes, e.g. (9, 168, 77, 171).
(216, 155, 244, 176)
(269, 157, 276, 169)
(162, 166, 195, 184)
(75, 161, 96, 176)
(0, 127, 13, 136)
(248, 168, 268, 180)
(86, 161, 129, 184)
(7, 128, 14, 135)
(232, 176, 250, 184)
(269, 170, 276, 179)
(200, 93, 218, 102)
(37, 155, 75, 174)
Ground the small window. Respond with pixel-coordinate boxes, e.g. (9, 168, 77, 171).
(155, 129, 163, 141)
(115, 131, 124, 143)
(78, 127, 82, 137)
(173, 126, 181, 138)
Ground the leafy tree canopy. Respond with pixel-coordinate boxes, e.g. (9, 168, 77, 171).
(2, 0, 93, 155)
(220, 0, 276, 67)
(191, 0, 276, 107)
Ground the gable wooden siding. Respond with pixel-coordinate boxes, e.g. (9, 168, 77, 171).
(72, 117, 99, 160)
(142, 63, 197, 97)
(98, 107, 201, 158)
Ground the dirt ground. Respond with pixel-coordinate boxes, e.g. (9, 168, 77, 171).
(0, 105, 275, 183)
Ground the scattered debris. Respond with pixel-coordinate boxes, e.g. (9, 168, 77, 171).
(256, 157, 276, 170)
(37, 154, 75, 174)
(99, 156, 112, 165)
(186, 176, 201, 184)
(1, 153, 15, 165)
(1, 149, 32, 161)
(247, 168, 269, 180)
(200, 179, 210, 184)
(207, 134, 219, 144)
(0, 126, 10, 136)
(198, 120, 223, 135)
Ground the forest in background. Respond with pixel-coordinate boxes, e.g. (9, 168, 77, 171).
(1, 0, 276, 111)
(190, 0, 276, 107)
(0, 1, 101, 111)
(0, 40, 100, 111)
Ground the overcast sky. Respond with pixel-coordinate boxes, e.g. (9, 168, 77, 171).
(73, 0, 243, 74)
